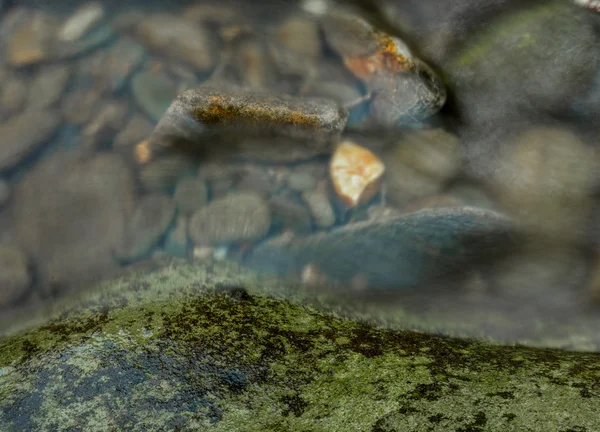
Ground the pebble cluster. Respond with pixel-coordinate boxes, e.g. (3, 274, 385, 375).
(0, 0, 599, 315)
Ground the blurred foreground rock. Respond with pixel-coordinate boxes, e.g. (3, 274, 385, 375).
(1, 261, 600, 431)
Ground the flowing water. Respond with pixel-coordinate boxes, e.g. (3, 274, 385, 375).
(1, 0, 600, 350)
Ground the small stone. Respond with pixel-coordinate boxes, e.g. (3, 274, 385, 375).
(193, 245, 215, 261)
(0, 180, 10, 207)
(188, 192, 271, 245)
(27, 64, 71, 110)
(0, 246, 31, 307)
(302, 189, 336, 228)
(5, 10, 57, 66)
(57, 2, 105, 42)
(164, 216, 189, 258)
(134, 140, 152, 165)
(234, 167, 276, 198)
(138, 154, 197, 193)
(231, 37, 277, 90)
(113, 114, 153, 149)
(0, 110, 62, 172)
(269, 195, 312, 235)
(385, 129, 461, 205)
(80, 101, 130, 151)
(131, 66, 179, 122)
(0, 77, 28, 118)
(276, 15, 322, 60)
(490, 127, 595, 241)
(54, 23, 115, 60)
(115, 194, 176, 262)
(61, 90, 103, 125)
(136, 14, 218, 73)
(330, 140, 385, 207)
(84, 37, 145, 94)
(287, 171, 317, 192)
(173, 176, 208, 216)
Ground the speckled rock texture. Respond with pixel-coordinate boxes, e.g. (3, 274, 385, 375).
(147, 86, 349, 163)
(1, 261, 600, 431)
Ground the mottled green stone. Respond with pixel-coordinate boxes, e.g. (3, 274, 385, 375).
(1, 261, 599, 431)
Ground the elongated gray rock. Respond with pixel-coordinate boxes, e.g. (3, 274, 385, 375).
(147, 86, 348, 163)
(248, 207, 515, 288)
(1, 261, 600, 431)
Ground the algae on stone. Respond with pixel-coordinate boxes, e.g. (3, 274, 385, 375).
(1, 261, 600, 431)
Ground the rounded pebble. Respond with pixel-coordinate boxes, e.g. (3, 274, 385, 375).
(188, 192, 271, 245)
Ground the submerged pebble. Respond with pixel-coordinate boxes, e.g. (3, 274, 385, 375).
(188, 192, 271, 245)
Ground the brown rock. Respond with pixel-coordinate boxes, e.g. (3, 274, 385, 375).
(188, 192, 271, 245)
(0, 110, 62, 172)
(302, 189, 336, 228)
(136, 14, 218, 73)
(0, 77, 28, 118)
(173, 176, 208, 216)
(27, 64, 71, 110)
(12, 153, 135, 292)
(5, 10, 58, 66)
(113, 114, 154, 149)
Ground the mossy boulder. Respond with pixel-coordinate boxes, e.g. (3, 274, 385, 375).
(1, 261, 600, 431)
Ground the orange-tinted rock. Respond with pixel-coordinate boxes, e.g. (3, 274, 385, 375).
(330, 140, 385, 207)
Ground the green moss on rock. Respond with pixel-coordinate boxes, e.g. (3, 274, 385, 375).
(1, 261, 600, 431)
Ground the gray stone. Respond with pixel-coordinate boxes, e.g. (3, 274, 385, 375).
(136, 14, 218, 73)
(57, 2, 105, 42)
(189, 192, 271, 245)
(385, 129, 461, 205)
(112, 113, 153, 149)
(302, 189, 335, 228)
(61, 90, 102, 125)
(173, 176, 208, 216)
(0, 77, 28, 119)
(0, 110, 61, 172)
(131, 67, 179, 122)
(0, 180, 9, 207)
(248, 207, 515, 288)
(80, 101, 130, 151)
(0, 246, 30, 307)
(27, 64, 71, 110)
(83, 37, 146, 94)
(234, 167, 277, 198)
(287, 171, 317, 192)
(115, 194, 176, 263)
(12, 152, 135, 292)
(269, 195, 312, 235)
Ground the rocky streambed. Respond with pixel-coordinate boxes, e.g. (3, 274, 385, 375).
(1, 0, 600, 429)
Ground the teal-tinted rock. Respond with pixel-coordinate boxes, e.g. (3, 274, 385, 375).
(248, 207, 515, 288)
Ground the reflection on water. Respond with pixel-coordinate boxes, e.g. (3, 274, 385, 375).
(0, 0, 600, 349)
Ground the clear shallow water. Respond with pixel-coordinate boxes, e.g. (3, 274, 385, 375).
(0, 0, 599, 350)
